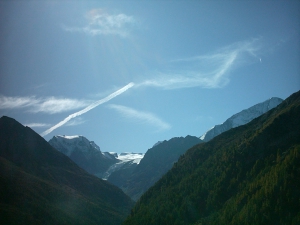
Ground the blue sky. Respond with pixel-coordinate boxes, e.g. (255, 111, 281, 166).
(0, 1, 299, 153)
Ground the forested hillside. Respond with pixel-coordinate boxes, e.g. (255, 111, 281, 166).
(124, 90, 300, 225)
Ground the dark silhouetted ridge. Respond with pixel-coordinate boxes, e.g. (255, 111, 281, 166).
(0, 116, 134, 225)
(109, 135, 203, 201)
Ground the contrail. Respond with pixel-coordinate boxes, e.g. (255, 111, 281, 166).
(41, 82, 134, 137)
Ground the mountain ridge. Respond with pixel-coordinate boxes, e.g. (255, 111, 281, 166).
(48, 135, 145, 180)
(200, 97, 283, 142)
(113, 135, 203, 201)
(0, 116, 134, 225)
(49, 135, 118, 178)
(124, 90, 300, 224)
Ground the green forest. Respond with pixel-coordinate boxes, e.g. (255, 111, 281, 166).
(124, 91, 300, 225)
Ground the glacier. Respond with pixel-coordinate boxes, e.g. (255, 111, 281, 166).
(49, 135, 145, 180)
(102, 152, 144, 180)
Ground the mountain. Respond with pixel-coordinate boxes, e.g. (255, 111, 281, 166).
(200, 97, 283, 142)
(124, 90, 300, 225)
(152, 141, 163, 147)
(102, 152, 144, 180)
(49, 135, 118, 178)
(48, 135, 145, 181)
(0, 116, 134, 225)
(110, 135, 203, 201)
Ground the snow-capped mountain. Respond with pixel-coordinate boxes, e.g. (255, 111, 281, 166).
(200, 97, 283, 142)
(48, 135, 145, 180)
(103, 152, 144, 180)
(49, 135, 102, 156)
(49, 135, 118, 177)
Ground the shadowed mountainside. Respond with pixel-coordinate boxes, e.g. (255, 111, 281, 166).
(109, 135, 203, 201)
(0, 116, 134, 225)
(124, 90, 300, 225)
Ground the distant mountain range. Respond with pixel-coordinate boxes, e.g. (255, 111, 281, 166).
(48, 135, 145, 181)
(124, 90, 300, 225)
(0, 116, 134, 225)
(48, 96, 284, 202)
(200, 97, 283, 142)
(48, 134, 202, 201)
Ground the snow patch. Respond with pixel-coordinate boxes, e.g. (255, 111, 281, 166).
(118, 152, 144, 164)
(49, 135, 102, 157)
(200, 97, 283, 142)
(59, 135, 81, 139)
(102, 152, 145, 180)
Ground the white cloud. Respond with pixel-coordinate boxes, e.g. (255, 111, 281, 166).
(40, 82, 134, 137)
(24, 123, 51, 128)
(63, 9, 135, 37)
(108, 104, 171, 131)
(0, 96, 39, 109)
(136, 38, 261, 90)
(0, 95, 91, 114)
(65, 117, 86, 126)
(30, 97, 92, 114)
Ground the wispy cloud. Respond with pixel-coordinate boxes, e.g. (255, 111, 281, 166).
(65, 117, 86, 126)
(108, 104, 171, 131)
(63, 8, 135, 37)
(40, 82, 134, 137)
(0, 95, 91, 114)
(24, 123, 51, 128)
(136, 38, 262, 89)
(0, 96, 39, 109)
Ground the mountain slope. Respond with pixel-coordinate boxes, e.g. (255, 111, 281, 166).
(124, 90, 300, 225)
(200, 97, 283, 142)
(0, 116, 134, 225)
(49, 135, 118, 178)
(112, 135, 203, 201)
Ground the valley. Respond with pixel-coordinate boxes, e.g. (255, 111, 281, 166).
(0, 91, 299, 225)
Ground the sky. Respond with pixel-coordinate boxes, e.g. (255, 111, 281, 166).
(0, 1, 299, 154)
